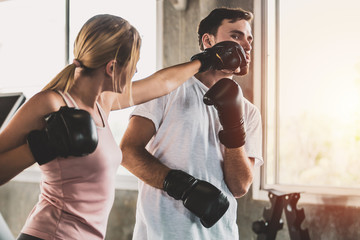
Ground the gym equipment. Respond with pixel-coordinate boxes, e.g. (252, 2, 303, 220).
(252, 189, 310, 240)
(0, 213, 15, 240)
(0, 92, 26, 132)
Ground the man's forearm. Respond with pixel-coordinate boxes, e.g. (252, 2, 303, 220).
(223, 146, 254, 198)
(121, 146, 170, 189)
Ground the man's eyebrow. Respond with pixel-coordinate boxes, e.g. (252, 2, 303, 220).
(230, 30, 245, 36)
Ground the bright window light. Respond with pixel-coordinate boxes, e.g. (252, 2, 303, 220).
(0, 0, 65, 96)
(260, 0, 360, 199)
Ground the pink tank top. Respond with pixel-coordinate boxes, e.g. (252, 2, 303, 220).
(21, 91, 122, 240)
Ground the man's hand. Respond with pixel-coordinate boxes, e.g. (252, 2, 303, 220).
(203, 78, 246, 148)
(163, 169, 229, 228)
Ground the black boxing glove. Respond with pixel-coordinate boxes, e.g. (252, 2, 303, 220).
(190, 41, 246, 73)
(163, 170, 229, 228)
(203, 78, 246, 148)
(27, 106, 98, 165)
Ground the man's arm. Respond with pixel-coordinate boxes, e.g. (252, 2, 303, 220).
(223, 147, 254, 198)
(203, 78, 256, 198)
(120, 115, 231, 228)
(120, 116, 170, 189)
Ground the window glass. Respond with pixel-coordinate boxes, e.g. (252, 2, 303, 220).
(0, 0, 65, 97)
(266, 0, 360, 188)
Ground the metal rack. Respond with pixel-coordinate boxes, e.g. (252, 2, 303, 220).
(252, 189, 310, 240)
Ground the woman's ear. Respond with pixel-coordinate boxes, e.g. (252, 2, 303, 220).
(105, 60, 116, 77)
(202, 33, 215, 49)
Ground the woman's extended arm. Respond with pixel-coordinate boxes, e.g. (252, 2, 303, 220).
(131, 61, 201, 107)
(106, 60, 201, 111)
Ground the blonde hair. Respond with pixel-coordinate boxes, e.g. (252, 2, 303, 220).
(43, 14, 141, 104)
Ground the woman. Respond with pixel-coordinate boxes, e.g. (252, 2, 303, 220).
(0, 14, 242, 240)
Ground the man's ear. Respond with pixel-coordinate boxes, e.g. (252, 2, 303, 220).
(105, 60, 116, 77)
(202, 33, 215, 49)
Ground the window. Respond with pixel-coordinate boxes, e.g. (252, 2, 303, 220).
(1, 0, 158, 190)
(253, 0, 360, 205)
(0, 0, 66, 97)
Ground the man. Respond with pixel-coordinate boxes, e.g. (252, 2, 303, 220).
(121, 7, 263, 240)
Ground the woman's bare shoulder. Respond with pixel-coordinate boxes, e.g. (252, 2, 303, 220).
(27, 90, 66, 113)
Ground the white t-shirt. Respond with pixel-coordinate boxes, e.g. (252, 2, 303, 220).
(130, 76, 263, 240)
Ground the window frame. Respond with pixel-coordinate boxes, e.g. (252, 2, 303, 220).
(8, 0, 163, 191)
(252, 0, 360, 206)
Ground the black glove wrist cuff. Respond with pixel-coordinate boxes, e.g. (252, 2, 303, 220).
(190, 52, 210, 72)
(27, 130, 56, 165)
(163, 170, 197, 200)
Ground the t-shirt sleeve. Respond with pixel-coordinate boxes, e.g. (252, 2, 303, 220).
(129, 95, 167, 131)
(244, 104, 264, 167)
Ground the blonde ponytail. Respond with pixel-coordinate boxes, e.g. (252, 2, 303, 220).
(42, 64, 77, 92)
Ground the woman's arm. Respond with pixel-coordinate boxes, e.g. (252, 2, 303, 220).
(0, 144, 36, 185)
(107, 60, 201, 111)
(0, 91, 63, 185)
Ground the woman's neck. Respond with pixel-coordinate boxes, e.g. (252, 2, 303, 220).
(68, 70, 105, 110)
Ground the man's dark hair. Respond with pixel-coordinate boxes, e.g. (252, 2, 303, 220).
(197, 7, 253, 50)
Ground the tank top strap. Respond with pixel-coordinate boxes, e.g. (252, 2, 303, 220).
(96, 102, 108, 128)
(57, 90, 108, 129)
(57, 90, 78, 108)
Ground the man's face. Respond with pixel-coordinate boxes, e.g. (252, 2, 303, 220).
(205, 19, 253, 76)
